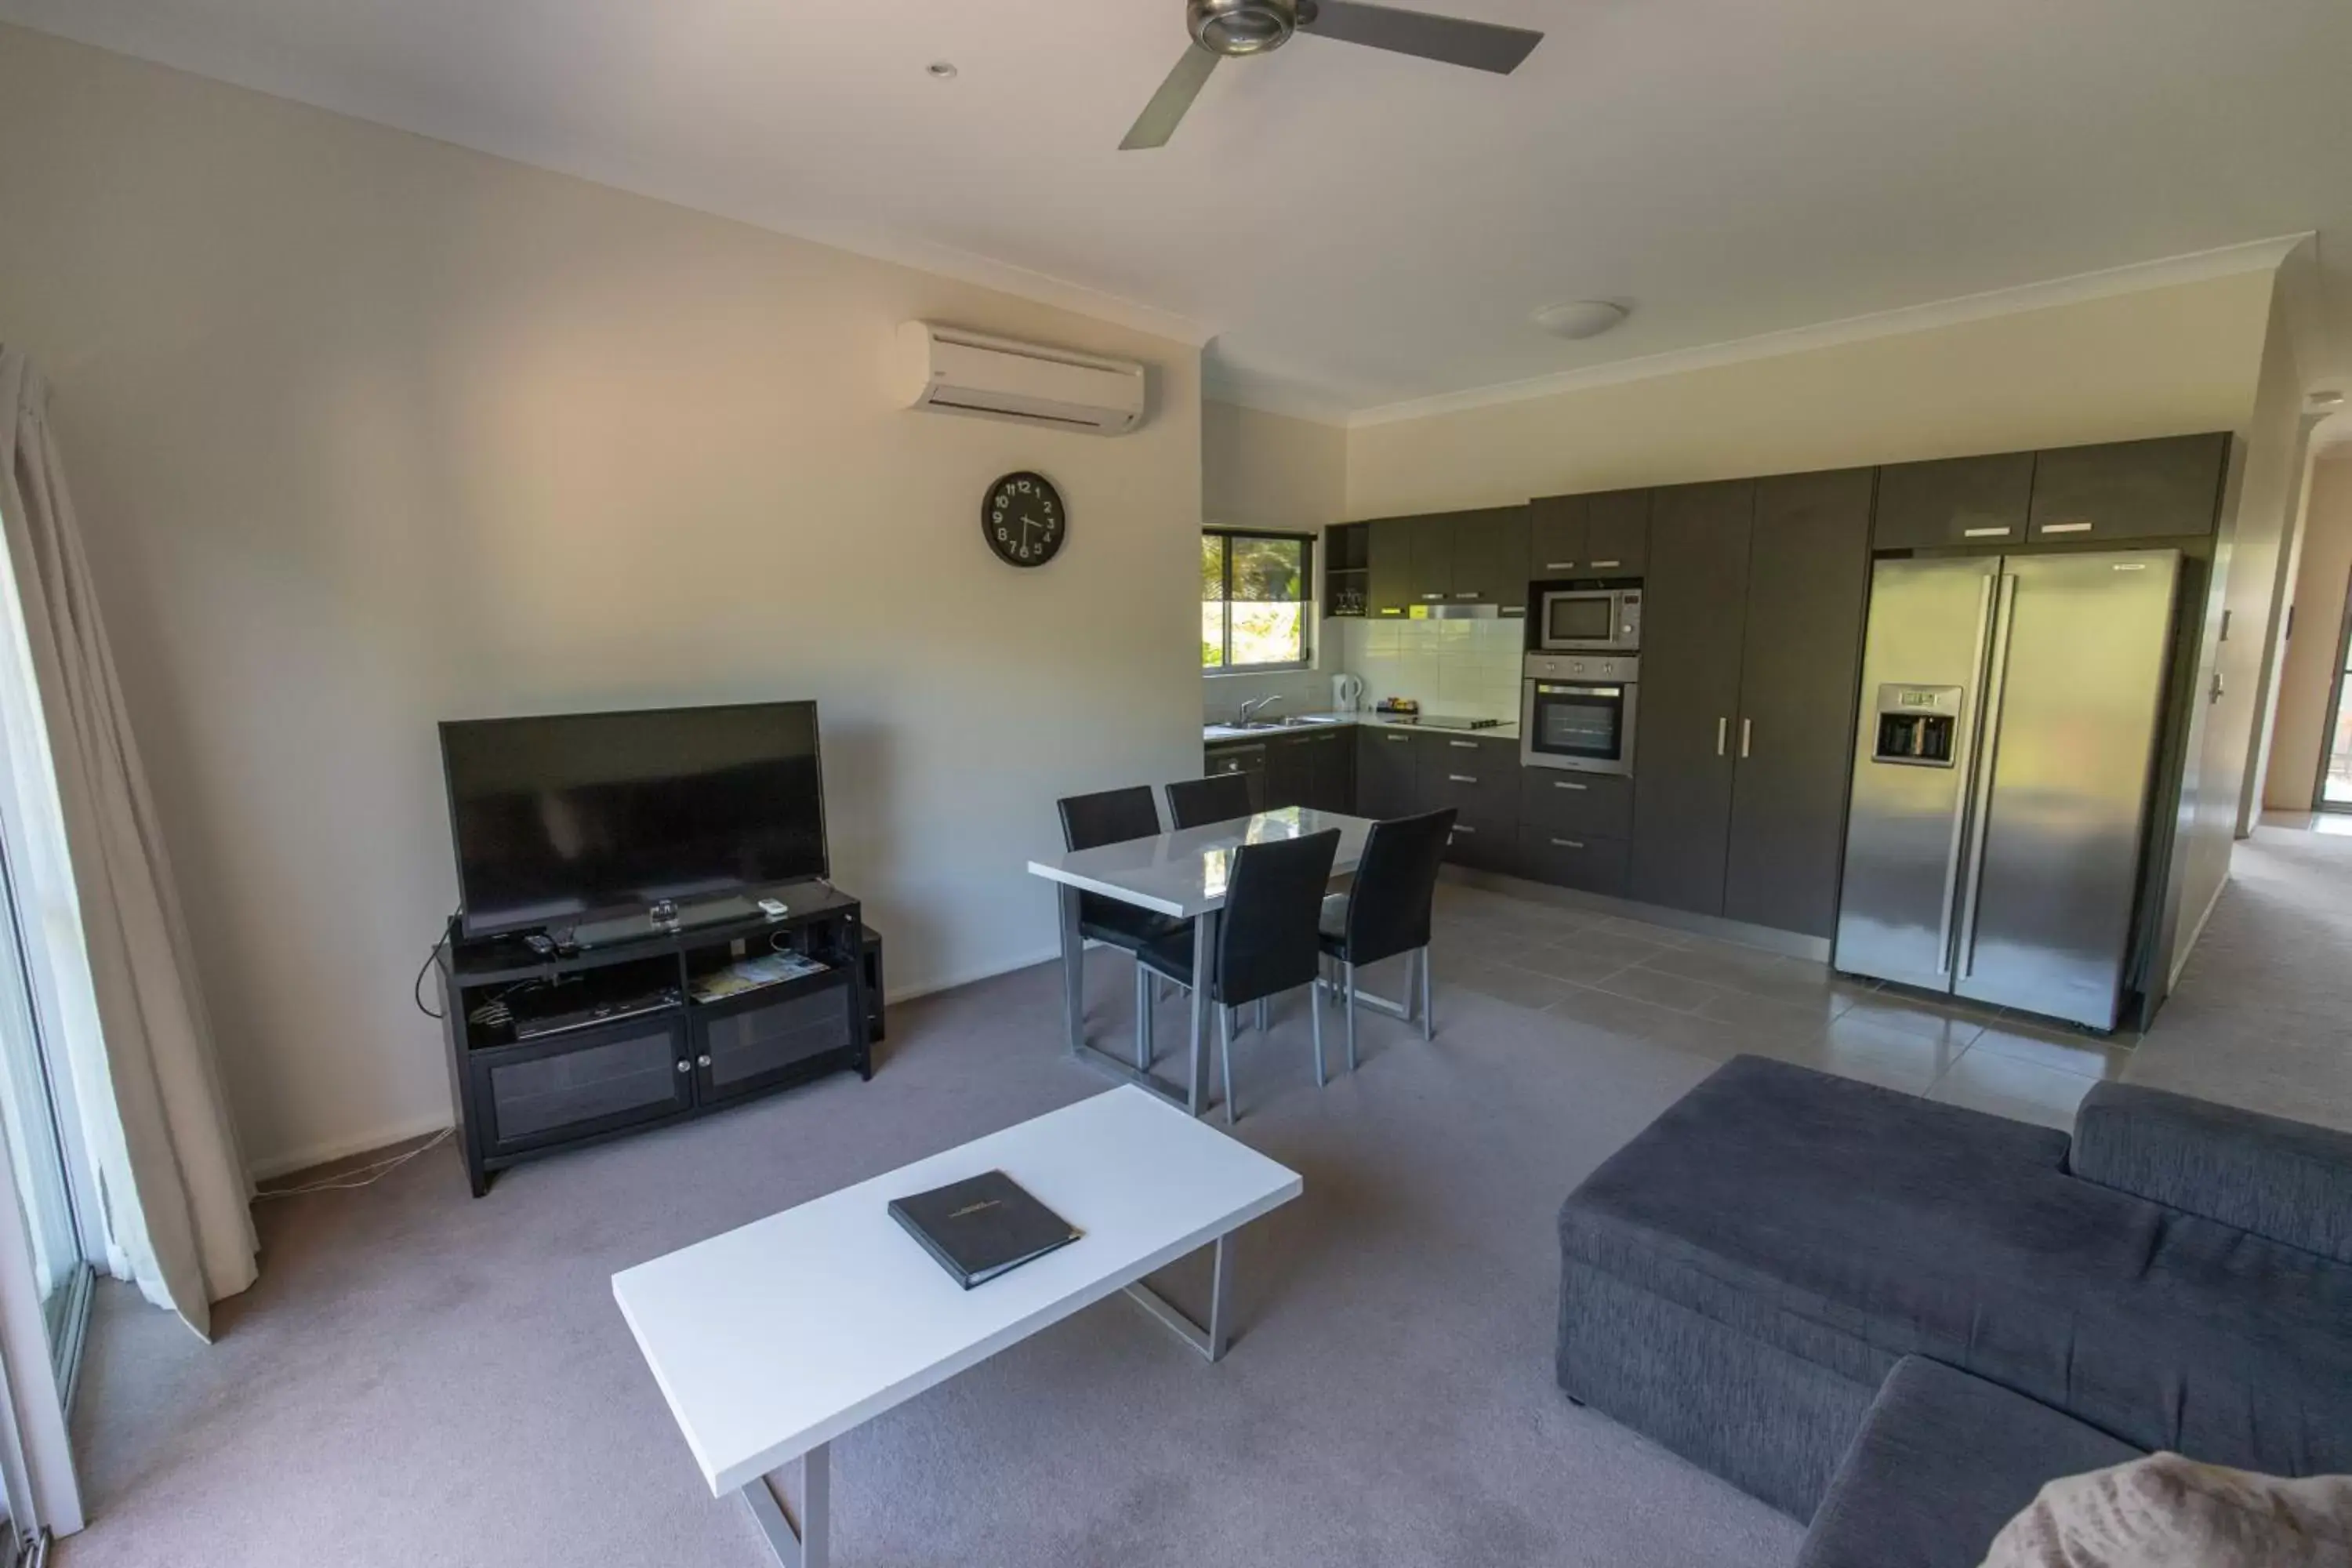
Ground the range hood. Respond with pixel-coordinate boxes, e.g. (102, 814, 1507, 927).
(1403, 602, 1523, 620)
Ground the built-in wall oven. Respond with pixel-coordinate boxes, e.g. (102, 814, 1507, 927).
(1537, 586, 1642, 653)
(1522, 654, 1639, 775)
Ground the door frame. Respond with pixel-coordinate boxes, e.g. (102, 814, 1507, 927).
(2313, 566, 2352, 814)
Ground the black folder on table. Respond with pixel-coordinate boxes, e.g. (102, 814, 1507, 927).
(887, 1170, 1080, 1290)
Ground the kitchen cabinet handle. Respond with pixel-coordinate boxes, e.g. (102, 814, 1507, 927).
(1385, 733, 1410, 743)
(697, 1054, 713, 1068)
(1451, 823, 1477, 834)
(1590, 558, 1622, 569)
(1448, 739, 1479, 749)
(1446, 773, 1478, 784)
(676, 1060, 692, 1074)
(1544, 561, 1577, 570)
(1454, 591, 1479, 599)
(1962, 526, 2013, 538)
(1553, 779, 1588, 791)
(2041, 521, 2094, 535)
(1740, 718, 1752, 759)
(1378, 608, 1403, 616)
(1715, 717, 1728, 756)
(1551, 837, 1584, 850)
(1420, 593, 1444, 601)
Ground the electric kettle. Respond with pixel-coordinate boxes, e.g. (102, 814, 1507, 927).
(1331, 673, 1366, 714)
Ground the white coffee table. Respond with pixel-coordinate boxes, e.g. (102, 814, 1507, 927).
(612, 1087, 1302, 1566)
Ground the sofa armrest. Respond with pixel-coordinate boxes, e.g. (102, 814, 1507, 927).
(2068, 1082, 2352, 1264)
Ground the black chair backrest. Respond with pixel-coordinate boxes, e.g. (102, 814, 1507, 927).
(1058, 786, 1160, 852)
(1166, 773, 1257, 829)
(1341, 808, 1456, 967)
(1215, 828, 1341, 1007)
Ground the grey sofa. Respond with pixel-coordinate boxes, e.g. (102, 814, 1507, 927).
(1556, 1054, 2352, 1566)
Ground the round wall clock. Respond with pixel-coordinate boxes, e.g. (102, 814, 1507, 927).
(982, 471, 1066, 568)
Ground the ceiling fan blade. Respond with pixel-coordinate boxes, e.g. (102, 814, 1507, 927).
(1120, 45, 1222, 150)
(1298, 0, 1542, 74)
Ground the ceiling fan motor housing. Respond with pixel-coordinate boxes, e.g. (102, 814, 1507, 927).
(1189, 0, 1313, 56)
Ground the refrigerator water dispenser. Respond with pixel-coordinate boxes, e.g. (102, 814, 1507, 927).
(1870, 684, 1962, 767)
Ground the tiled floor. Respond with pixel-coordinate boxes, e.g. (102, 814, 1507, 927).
(1414, 879, 2128, 1129)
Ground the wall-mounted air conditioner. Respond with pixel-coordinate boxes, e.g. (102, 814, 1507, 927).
(892, 321, 1146, 436)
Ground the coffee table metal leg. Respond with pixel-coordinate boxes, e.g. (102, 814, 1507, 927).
(740, 1443, 829, 1568)
(1123, 1232, 1232, 1363)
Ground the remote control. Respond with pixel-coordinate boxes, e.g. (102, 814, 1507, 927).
(758, 898, 789, 920)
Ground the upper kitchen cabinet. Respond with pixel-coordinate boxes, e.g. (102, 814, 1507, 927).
(1721, 469, 1876, 937)
(1629, 481, 1755, 916)
(1367, 515, 1417, 618)
(1448, 506, 1532, 606)
(1873, 452, 2034, 549)
(1361, 506, 1530, 614)
(2027, 433, 2227, 543)
(1530, 489, 1649, 578)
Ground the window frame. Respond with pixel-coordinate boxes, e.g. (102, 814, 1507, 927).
(1202, 527, 1316, 675)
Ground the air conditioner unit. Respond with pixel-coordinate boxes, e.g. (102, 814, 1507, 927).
(892, 321, 1146, 436)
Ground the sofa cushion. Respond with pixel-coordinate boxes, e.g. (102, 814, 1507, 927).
(1558, 1056, 2352, 1480)
(1795, 1356, 2142, 1568)
(2071, 1081, 2352, 1265)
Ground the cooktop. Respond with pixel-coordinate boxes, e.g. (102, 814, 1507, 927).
(1381, 713, 1505, 731)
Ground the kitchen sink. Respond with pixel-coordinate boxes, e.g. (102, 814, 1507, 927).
(1220, 717, 1338, 731)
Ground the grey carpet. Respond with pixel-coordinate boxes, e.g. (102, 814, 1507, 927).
(2125, 822, 2352, 1132)
(61, 829, 2345, 1568)
(60, 884, 1804, 1568)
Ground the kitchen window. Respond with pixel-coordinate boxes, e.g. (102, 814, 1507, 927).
(1203, 530, 1313, 672)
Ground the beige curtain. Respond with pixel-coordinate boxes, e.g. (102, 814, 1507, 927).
(0, 350, 255, 1338)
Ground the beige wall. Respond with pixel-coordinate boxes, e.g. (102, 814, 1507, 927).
(1201, 401, 1346, 722)
(1346, 273, 2275, 514)
(0, 27, 1203, 1175)
(2267, 456, 2352, 811)
(2161, 283, 2309, 981)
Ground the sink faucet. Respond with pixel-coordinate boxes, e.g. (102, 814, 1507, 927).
(1237, 695, 1283, 724)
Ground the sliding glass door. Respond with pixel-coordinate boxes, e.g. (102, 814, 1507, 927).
(2322, 595, 2352, 811)
(0, 823, 87, 1373)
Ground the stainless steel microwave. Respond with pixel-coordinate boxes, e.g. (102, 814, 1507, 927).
(1537, 587, 1641, 652)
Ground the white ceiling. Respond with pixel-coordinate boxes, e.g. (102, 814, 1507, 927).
(6, 1, 2350, 418)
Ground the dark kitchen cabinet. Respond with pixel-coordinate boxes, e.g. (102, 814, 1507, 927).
(1520, 771, 1632, 839)
(1515, 826, 1629, 898)
(1355, 726, 1423, 817)
(1873, 452, 2034, 549)
(1629, 481, 1755, 916)
(1530, 489, 1648, 579)
(1409, 519, 1454, 609)
(1367, 516, 1417, 618)
(1203, 742, 1268, 812)
(1265, 728, 1352, 813)
(1417, 731, 1520, 829)
(1721, 469, 1875, 936)
(2027, 433, 2227, 543)
(1448, 506, 1532, 606)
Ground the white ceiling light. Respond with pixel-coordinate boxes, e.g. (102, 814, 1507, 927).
(927, 61, 958, 79)
(1534, 300, 1630, 341)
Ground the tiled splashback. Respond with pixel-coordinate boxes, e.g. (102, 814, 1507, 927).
(1337, 617, 1523, 720)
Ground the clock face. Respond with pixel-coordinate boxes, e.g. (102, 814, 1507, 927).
(982, 471, 1066, 568)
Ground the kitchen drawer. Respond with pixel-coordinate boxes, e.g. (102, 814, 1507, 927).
(1519, 769, 1632, 837)
(1441, 818, 1517, 874)
(1417, 735, 1521, 826)
(1516, 826, 1630, 897)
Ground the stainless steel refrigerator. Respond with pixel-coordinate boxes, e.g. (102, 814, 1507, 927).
(1832, 550, 2180, 1031)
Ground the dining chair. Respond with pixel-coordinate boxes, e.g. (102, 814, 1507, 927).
(1165, 772, 1257, 829)
(1057, 786, 1190, 1069)
(1136, 828, 1340, 1123)
(1316, 808, 1455, 1069)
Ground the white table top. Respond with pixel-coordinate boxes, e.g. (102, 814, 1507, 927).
(612, 1087, 1301, 1496)
(1025, 807, 1375, 919)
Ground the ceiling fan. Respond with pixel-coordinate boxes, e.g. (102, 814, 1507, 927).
(1122, 0, 1543, 150)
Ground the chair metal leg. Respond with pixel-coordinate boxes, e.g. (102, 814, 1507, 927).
(1309, 980, 1327, 1086)
(1257, 997, 1269, 1032)
(1218, 1005, 1238, 1126)
(1134, 960, 1153, 1069)
(1420, 947, 1434, 1041)
(1344, 962, 1359, 1073)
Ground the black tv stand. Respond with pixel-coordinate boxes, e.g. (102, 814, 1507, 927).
(434, 880, 874, 1196)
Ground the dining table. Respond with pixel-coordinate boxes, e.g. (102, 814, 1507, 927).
(1026, 807, 1378, 1114)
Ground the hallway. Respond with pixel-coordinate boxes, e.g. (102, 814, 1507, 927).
(2124, 815, 2352, 1131)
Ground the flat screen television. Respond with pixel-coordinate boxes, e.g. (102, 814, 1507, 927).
(439, 699, 827, 938)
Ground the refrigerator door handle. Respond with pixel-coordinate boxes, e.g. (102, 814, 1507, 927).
(1934, 572, 2000, 975)
(1953, 573, 2018, 979)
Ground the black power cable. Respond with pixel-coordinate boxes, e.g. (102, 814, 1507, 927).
(413, 911, 457, 1020)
